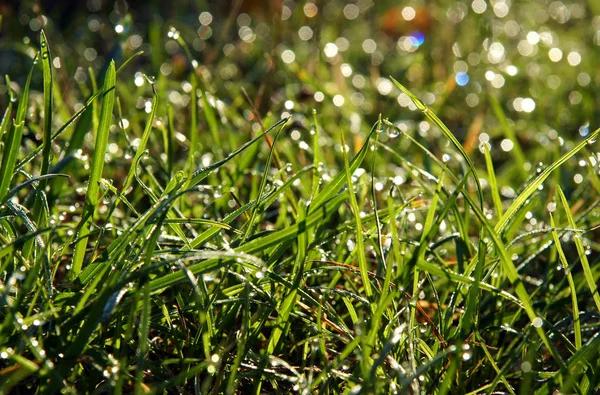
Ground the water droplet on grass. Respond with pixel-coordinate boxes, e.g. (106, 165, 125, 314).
(387, 126, 400, 138)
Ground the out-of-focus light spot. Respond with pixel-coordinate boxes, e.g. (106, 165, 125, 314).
(343, 4, 359, 20)
(549, 1, 570, 23)
(466, 93, 479, 107)
(362, 39, 377, 53)
(281, 49, 295, 63)
(548, 47, 563, 62)
(517, 40, 535, 56)
(522, 98, 536, 113)
(491, 74, 505, 88)
(402, 7, 416, 21)
(376, 78, 393, 95)
(577, 72, 591, 86)
(335, 37, 350, 52)
(493, 2, 509, 18)
(324, 43, 339, 58)
(521, 362, 532, 373)
(199, 12, 213, 25)
(333, 95, 345, 106)
(115, 24, 124, 34)
(341, 63, 352, 77)
(198, 26, 212, 40)
(504, 20, 520, 36)
(570, 91, 583, 105)
(472, 0, 487, 14)
(397, 93, 411, 107)
(488, 42, 505, 63)
(505, 65, 518, 76)
(352, 74, 365, 89)
(453, 60, 468, 73)
(83, 48, 97, 62)
(468, 52, 481, 65)
(501, 139, 514, 152)
(281, 5, 292, 20)
(455, 72, 469, 86)
(485, 71, 495, 81)
(88, 18, 100, 32)
(237, 13, 251, 27)
(546, 75, 561, 89)
(409, 31, 425, 46)
(128, 35, 143, 49)
(303, 3, 318, 18)
(579, 123, 590, 137)
(314, 91, 324, 102)
(298, 26, 313, 40)
(540, 31, 554, 46)
(350, 92, 364, 106)
(526, 31, 540, 45)
(284, 100, 294, 110)
(238, 26, 255, 43)
(52, 57, 61, 68)
(567, 51, 581, 66)
(574, 174, 583, 184)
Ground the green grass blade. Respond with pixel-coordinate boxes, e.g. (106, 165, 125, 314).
(310, 122, 377, 211)
(483, 143, 503, 219)
(187, 117, 289, 187)
(0, 55, 36, 200)
(242, 124, 284, 241)
(39, 30, 53, 178)
(556, 186, 600, 312)
(21, 31, 52, 259)
(71, 60, 116, 277)
(496, 126, 600, 235)
(390, 76, 484, 207)
(341, 131, 372, 297)
(550, 213, 582, 349)
(122, 85, 158, 195)
(185, 71, 198, 177)
(461, 190, 567, 372)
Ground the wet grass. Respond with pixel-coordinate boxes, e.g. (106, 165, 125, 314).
(2, 2, 600, 393)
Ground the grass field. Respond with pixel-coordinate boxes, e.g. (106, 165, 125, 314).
(1, 1, 600, 393)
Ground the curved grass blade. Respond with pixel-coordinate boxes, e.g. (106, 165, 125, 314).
(2, 173, 68, 204)
(309, 121, 377, 212)
(242, 124, 284, 242)
(390, 76, 484, 208)
(187, 117, 289, 188)
(460, 189, 567, 372)
(496, 126, 600, 235)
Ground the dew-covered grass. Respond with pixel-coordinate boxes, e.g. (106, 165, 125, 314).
(1, 1, 600, 393)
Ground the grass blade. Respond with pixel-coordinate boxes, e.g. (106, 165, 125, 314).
(0, 55, 36, 200)
(556, 186, 600, 312)
(341, 131, 372, 297)
(71, 60, 116, 277)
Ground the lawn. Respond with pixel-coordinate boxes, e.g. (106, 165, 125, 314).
(1, 0, 600, 393)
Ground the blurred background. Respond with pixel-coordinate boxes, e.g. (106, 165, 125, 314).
(1, 0, 600, 167)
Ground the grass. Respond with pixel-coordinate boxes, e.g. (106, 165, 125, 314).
(1, 1, 600, 394)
